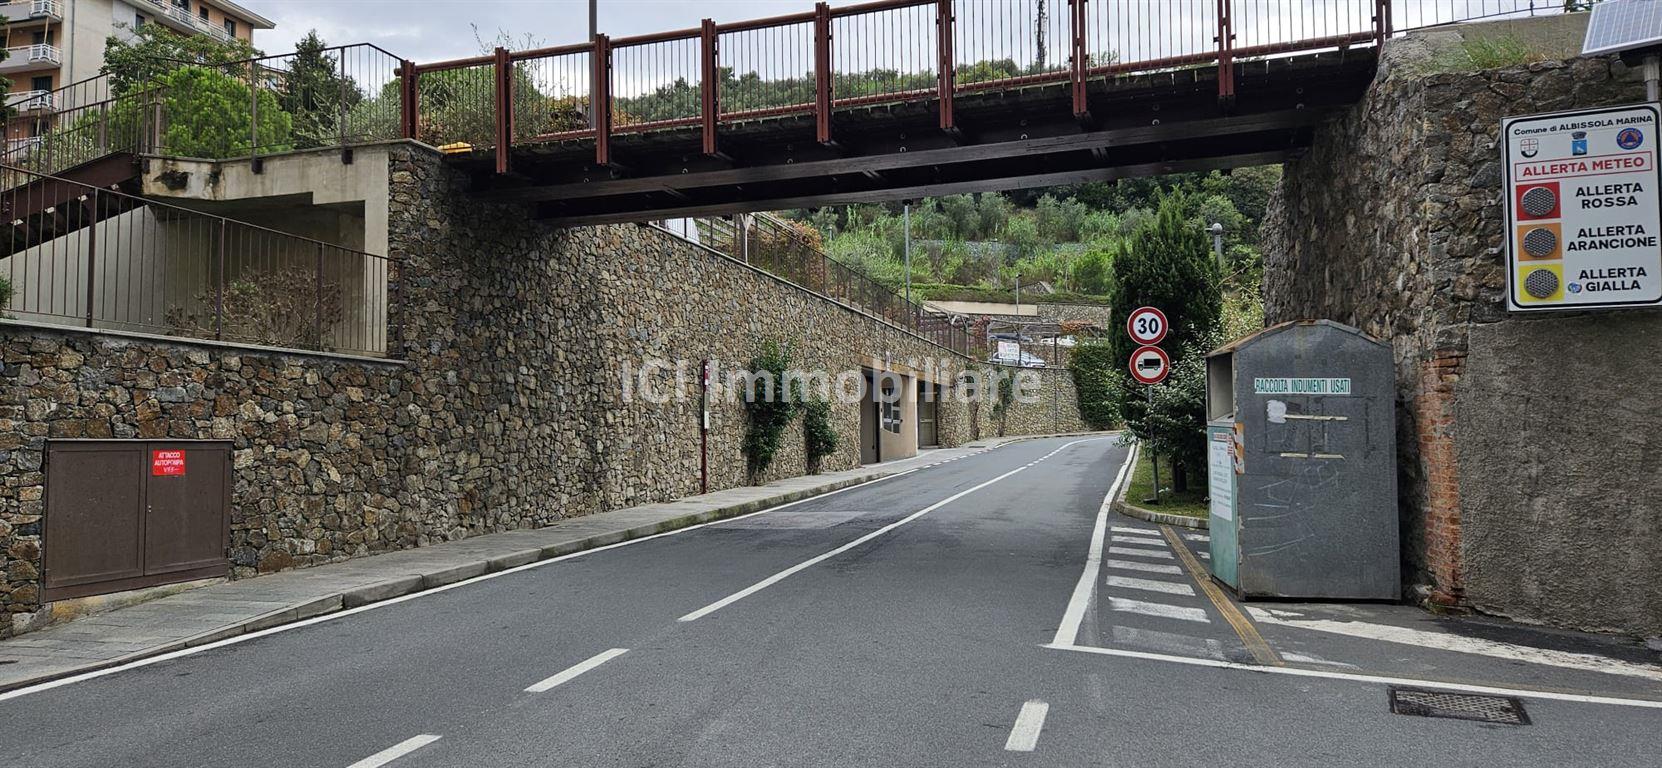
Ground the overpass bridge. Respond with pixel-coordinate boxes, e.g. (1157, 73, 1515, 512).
(409, 0, 1578, 224)
(1, 1, 1590, 229)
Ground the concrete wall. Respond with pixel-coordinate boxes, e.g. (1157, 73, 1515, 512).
(0, 143, 1089, 638)
(1262, 17, 1662, 636)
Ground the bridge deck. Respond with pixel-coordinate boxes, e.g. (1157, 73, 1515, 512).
(458, 50, 1378, 224)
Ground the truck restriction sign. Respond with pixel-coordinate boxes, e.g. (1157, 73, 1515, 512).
(1502, 103, 1662, 311)
(1126, 306, 1168, 345)
(151, 449, 186, 477)
(1129, 345, 1170, 385)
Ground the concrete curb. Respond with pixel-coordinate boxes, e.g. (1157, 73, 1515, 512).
(1112, 498, 1209, 530)
(0, 472, 882, 695)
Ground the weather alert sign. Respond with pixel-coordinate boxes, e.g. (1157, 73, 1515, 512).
(1502, 104, 1662, 311)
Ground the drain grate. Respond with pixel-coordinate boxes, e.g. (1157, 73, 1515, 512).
(0, 659, 16, 665)
(1389, 687, 1530, 725)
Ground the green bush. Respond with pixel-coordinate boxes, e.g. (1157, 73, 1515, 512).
(159, 66, 293, 158)
(1067, 341, 1119, 430)
(741, 342, 798, 478)
(803, 400, 838, 472)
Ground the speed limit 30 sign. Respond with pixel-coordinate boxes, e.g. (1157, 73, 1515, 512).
(1126, 306, 1168, 346)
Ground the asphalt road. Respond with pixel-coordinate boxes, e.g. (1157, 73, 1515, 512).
(2, 436, 1659, 767)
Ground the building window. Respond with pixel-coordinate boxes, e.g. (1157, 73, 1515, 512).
(198, 4, 209, 20)
(135, 12, 147, 27)
(31, 76, 52, 92)
(223, 19, 236, 37)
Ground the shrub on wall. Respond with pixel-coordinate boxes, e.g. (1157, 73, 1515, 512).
(742, 341, 798, 478)
(802, 399, 838, 473)
(1067, 340, 1119, 430)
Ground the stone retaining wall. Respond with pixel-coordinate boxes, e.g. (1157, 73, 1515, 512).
(0, 145, 1087, 637)
(1263, 21, 1662, 636)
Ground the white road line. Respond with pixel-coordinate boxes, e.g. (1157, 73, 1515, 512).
(1105, 559, 1183, 575)
(346, 735, 442, 768)
(1110, 535, 1167, 548)
(1003, 700, 1050, 752)
(1246, 608, 1662, 683)
(679, 437, 1113, 622)
(1106, 575, 1196, 596)
(1044, 642, 1662, 711)
(1111, 625, 1226, 660)
(1108, 597, 1210, 623)
(1106, 546, 1172, 560)
(525, 648, 630, 693)
(0, 451, 964, 703)
(1110, 526, 1156, 535)
(1051, 442, 1138, 647)
(1183, 533, 1211, 542)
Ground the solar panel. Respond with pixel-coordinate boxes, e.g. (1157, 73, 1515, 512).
(1584, 0, 1662, 57)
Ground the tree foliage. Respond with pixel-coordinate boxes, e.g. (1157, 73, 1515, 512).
(103, 23, 259, 96)
(279, 31, 361, 150)
(159, 67, 293, 158)
(741, 342, 799, 478)
(802, 400, 838, 472)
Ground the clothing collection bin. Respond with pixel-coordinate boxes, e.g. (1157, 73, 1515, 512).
(1203, 320, 1398, 600)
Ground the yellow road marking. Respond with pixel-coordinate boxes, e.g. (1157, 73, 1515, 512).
(1161, 525, 1282, 667)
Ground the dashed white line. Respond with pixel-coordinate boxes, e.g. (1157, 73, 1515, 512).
(346, 735, 442, 768)
(525, 648, 630, 693)
(1003, 700, 1050, 752)
(1105, 559, 1183, 575)
(1106, 546, 1173, 559)
(1108, 597, 1210, 623)
(1106, 575, 1196, 596)
(681, 437, 1113, 622)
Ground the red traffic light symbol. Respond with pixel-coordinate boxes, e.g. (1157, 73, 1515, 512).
(1129, 345, 1170, 385)
(1126, 306, 1168, 346)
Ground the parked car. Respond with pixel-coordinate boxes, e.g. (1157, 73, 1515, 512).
(988, 350, 1047, 368)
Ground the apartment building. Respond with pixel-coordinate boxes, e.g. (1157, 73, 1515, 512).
(1, 0, 274, 147)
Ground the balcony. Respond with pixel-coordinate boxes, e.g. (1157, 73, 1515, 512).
(0, 43, 60, 72)
(5, 88, 54, 113)
(137, 0, 234, 42)
(0, 0, 64, 24)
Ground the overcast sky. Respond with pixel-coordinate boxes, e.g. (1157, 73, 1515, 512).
(241, 1, 824, 63)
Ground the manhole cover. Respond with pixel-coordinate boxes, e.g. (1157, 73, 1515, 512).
(1389, 687, 1530, 725)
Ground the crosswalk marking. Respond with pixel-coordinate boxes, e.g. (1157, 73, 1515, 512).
(1106, 575, 1197, 596)
(1111, 625, 1226, 660)
(1105, 559, 1183, 575)
(1111, 526, 1157, 535)
(1108, 597, 1210, 623)
(1111, 535, 1167, 548)
(1106, 546, 1173, 560)
(1183, 533, 1211, 542)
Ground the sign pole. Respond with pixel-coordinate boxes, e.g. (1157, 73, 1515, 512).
(1146, 385, 1160, 505)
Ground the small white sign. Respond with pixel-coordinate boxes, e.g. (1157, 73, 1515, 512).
(1502, 103, 1662, 311)
(1208, 431, 1234, 522)
(996, 340, 1020, 360)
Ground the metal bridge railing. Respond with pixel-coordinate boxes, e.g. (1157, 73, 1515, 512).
(405, 0, 1594, 172)
(656, 212, 982, 357)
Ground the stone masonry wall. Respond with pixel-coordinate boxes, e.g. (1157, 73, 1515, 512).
(1264, 24, 1662, 636)
(0, 145, 1087, 637)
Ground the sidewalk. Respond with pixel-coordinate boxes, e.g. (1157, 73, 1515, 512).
(0, 436, 1057, 693)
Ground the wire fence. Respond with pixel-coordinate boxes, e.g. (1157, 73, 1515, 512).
(656, 212, 982, 356)
(0, 165, 390, 356)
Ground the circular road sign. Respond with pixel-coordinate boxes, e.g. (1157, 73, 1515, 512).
(1129, 345, 1171, 385)
(1126, 306, 1168, 346)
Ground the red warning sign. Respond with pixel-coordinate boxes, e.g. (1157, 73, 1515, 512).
(151, 449, 186, 477)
